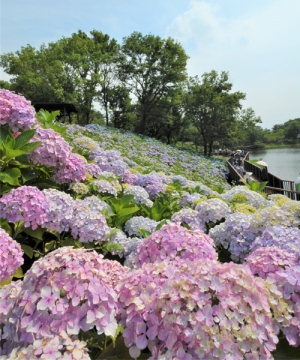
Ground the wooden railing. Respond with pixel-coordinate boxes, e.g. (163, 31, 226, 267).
(243, 159, 299, 200)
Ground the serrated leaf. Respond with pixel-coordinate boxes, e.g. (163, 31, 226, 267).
(14, 128, 36, 149)
(120, 194, 134, 205)
(5, 148, 25, 158)
(0, 127, 12, 147)
(21, 244, 34, 258)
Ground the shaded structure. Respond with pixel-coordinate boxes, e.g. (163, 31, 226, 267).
(33, 103, 79, 123)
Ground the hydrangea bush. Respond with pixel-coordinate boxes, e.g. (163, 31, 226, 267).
(2, 89, 300, 358)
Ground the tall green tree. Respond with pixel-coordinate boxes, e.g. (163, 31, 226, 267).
(185, 71, 246, 156)
(118, 32, 188, 135)
(0, 30, 119, 125)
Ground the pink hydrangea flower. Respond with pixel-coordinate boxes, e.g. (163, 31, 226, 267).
(117, 259, 283, 359)
(0, 186, 49, 229)
(3, 248, 126, 346)
(135, 223, 217, 267)
(0, 229, 24, 282)
(0, 89, 36, 131)
(245, 246, 299, 279)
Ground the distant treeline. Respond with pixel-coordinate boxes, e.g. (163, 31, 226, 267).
(1, 30, 296, 155)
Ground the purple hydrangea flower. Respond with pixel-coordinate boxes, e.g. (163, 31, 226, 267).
(0, 89, 36, 131)
(0, 229, 24, 282)
(0, 186, 49, 229)
(53, 154, 86, 184)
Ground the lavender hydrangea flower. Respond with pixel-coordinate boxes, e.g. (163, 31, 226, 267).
(0, 89, 36, 131)
(221, 186, 267, 209)
(85, 163, 102, 178)
(124, 185, 150, 205)
(209, 212, 262, 262)
(195, 198, 231, 230)
(0, 186, 49, 230)
(42, 189, 75, 233)
(108, 229, 143, 257)
(70, 200, 110, 243)
(0, 229, 24, 282)
(81, 195, 112, 214)
(135, 223, 217, 267)
(2, 248, 126, 346)
(250, 225, 300, 256)
(91, 179, 118, 197)
(124, 216, 159, 238)
(178, 192, 204, 208)
(171, 208, 203, 230)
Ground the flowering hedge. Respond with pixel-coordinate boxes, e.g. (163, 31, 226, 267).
(1, 90, 300, 359)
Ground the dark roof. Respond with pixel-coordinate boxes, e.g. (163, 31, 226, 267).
(33, 102, 78, 113)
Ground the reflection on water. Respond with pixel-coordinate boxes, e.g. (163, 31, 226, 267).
(250, 148, 300, 182)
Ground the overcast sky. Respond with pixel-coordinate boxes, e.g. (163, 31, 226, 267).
(1, 0, 299, 129)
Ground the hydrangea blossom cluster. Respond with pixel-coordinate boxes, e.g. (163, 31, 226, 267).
(245, 246, 299, 279)
(0, 89, 36, 131)
(73, 135, 100, 151)
(29, 128, 73, 167)
(2, 248, 124, 348)
(69, 182, 89, 195)
(70, 200, 110, 243)
(123, 169, 139, 185)
(0, 281, 22, 356)
(250, 225, 300, 256)
(178, 192, 204, 208)
(124, 216, 159, 238)
(2, 332, 91, 359)
(171, 175, 189, 186)
(53, 154, 86, 184)
(266, 194, 291, 207)
(85, 163, 102, 178)
(81, 195, 112, 214)
(117, 260, 283, 359)
(221, 186, 266, 209)
(89, 148, 128, 177)
(124, 185, 151, 205)
(91, 179, 118, 197)
(0, 229, 24, 282)
(28, 128, 86, 184)
(256, 206, 294, 228)
(42, 189, 75, 233)
(195, 198, 231, 230)
(171, 208, 203, 230)
(135, 223, 217, 267)
(266, 266, 300, 346)
(280, 200, 300, 227)
(209, 212, 262, 262)
(0, 186, 49, 229)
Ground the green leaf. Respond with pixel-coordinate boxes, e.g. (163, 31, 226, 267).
(23, 226, 45, 240)
(0, 167, 21, 185)
(117, 204, 140, 218)
(137, 229, 151, 238)
(19, 141, 42, 154)
(155, 219, 168, 231)
(21, 244, 34, 258)
(5, 148, 26, 158)
(0, 127, 12, 147)
(13, 267, 24, 278)
(121, 194, 134, 205)
(45, 240, 56, 253)
(102, 242, 124, 252)
(21, 168, 41, 183)
(14, 128, 36, 149)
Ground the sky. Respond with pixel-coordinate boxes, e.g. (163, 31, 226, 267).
(1, 0, 300, 129)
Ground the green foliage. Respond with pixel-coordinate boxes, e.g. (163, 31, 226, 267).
(107, 194, 140, 228)
(239, 179, 268, 193)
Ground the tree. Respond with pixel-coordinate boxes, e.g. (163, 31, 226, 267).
(0, 30, 119, 125)
(284, 120, 300, 140)
(184, 71, 246, 156)
(118, 32, 188, 135)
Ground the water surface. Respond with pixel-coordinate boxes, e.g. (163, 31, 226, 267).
(249, 148, 300, 182)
